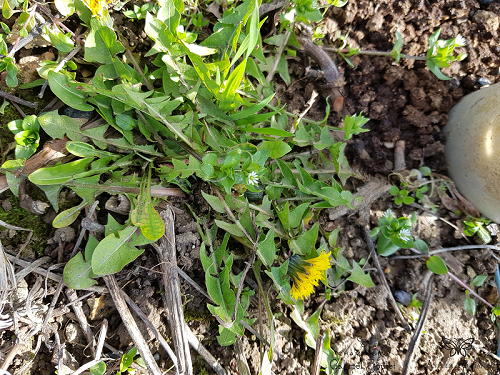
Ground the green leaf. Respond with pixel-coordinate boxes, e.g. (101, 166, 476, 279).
(240, 126, 292, 137)
(202, 191, 226, 214)
(463, 291, 476, 316)
(217, 327, 237, 346)
(63, 253, 97, 289)
(471, 275, 487, 287)
(222, 58, 246, 100)
(0, 38, 7, 56)
(49, 30, 74, 53)
(347, 261, 375, 287)
(477, 226, 492, 244)
(52, 200, 88, 228)
(392, 29, 403, 63)
(2, 0, 14, 19)
(413, 239, 429, 254)
(157, 0, 180, 32)
(48, 71, 94, 111)
(229, 94, 274, 121)
(257, 228, 276, 266)
(403, 196, 415, 205)
(290, 223, 319, 256)
(377, 235, 400, 256)
(120, 347, 137, 372)
(426, 256, 448, 274)
(89, 362, 106, 375)
(29, 158, 94, 185)
(66, 141, 117, 159)
(259, 140, 291, 159)
(85, 18, 125, 64)
(288, 203, 309, 229)
(115, 113, 136, 131)
(389, 186, 399, 196)
(55, 0, 75, 16)
(92, 225, 153, 275)
(215, 219, 244, 237)
(139, 203, 165, 241)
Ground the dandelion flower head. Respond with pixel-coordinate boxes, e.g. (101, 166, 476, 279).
(84, 0, 109, 18)
(287, 251, 331, 300)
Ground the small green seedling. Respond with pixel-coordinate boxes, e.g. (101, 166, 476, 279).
(426, 29, 467, 81)
(89, 362, 106, 375)
(463, 217, 491, 244)
(123, 3, 157, 19)
(463, 290, 476, 316)
(389, 186, 415, 206)
(370, 210, 422, 256)
(192, 13, 209, 28)
(7, 115, 40, 160)
(407, 293, 423, 321)
(119, 347, 146, 374)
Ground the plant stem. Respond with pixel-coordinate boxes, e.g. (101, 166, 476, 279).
(267, 28, 292, 82)
(447, 271, 494, 308)
(322, 46, 427, 61)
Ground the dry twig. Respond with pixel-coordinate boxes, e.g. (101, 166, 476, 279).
(65, 289, 96, 356)
(103, 274, 162, 374)
(312, 333, 325, 375)
(402, 273, 434, 375)
(363, 227, 411, 332)
(154, 207, 193, 375)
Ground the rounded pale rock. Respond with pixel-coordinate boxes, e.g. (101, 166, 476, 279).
(444, 82, 500, 223)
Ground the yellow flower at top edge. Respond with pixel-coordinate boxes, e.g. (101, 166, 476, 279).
(83, 0, 109, 19)
(287, 251, 332, 300)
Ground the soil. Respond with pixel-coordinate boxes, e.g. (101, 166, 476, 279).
(2, 0, 500, 374)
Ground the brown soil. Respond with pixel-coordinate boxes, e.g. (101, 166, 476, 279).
(2, 0, 500, 375)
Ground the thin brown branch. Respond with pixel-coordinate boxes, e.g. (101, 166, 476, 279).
(363, 227, 411, 332)
(120, 289, 178, 365)
(402, 273, 434, 375)
(0, 90, 37, 108)
(65, 289, 96, 356)
(154, 207, 193, 375)
(103, 275, 162, 374)
(312, 333, 325, 375)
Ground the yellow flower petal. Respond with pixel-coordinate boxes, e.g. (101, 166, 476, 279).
(289, 251, 331, 300)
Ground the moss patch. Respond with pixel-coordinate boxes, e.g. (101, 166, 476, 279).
(0, 191, 53, 255)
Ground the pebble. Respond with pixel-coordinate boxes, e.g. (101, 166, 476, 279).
(65, 323, 79, 344)
(1, 199, 12, 212)
(472, 10, 499, 32)
(449, 77, 460, 89)
(393, 290, 412, 306)
(478, 77, 491, 87)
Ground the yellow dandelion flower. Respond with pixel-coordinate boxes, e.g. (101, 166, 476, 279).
(287, 251, 331, 300)
(83, 0, 109, 19)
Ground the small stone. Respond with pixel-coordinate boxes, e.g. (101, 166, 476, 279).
(53, 227, 76, 244)
(473, 10, 499, 32)
(449, 77, 460, 89)
(466, 266, 477, 279)
(478, 77, 491, 87)
(393, 290, 412, 306)
(384, 142, 395, 149)
(1, 199, 12, 212)
(65, 323, 79, 344)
